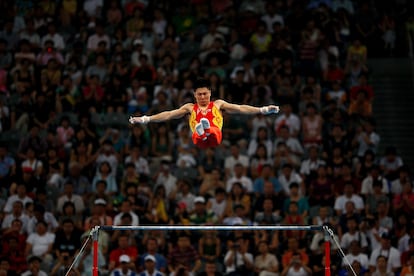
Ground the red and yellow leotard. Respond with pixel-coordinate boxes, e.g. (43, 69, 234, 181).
(189, 101, 223, 148)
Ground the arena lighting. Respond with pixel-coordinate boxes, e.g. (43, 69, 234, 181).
(65, 224, 357, 276)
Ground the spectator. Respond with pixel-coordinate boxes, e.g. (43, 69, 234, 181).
(224, 237, 254, 276)
(283, 182, 309, 217)
(361, 161, 386, 190)
(255, 198, 282, 225)
(281, 251, 312, 276)
(1, 200, 29, 233)
(139, 255, 163, 276)
(76, 233, 107, 276)
(369, 233, 401, 274)
(53, 218, 82, 259)
(25, 220, 56, 271)
(226, 163, 253, 193)
(379, 146, 404, 181)
(108, 234, 138, 272)
(92, 161, 118, 195)
(56, 181, 85, 215)
(26, 204, 59, 234)
(334, 182, 364, 216)
(168, 234, 201, 276)
(84, 198, 113, 230)
(21, 255, 47, 276)
(340, 216, 368, 252)
(274, 103, 301, 138)
(110, 254, 137, 276)
(41, 23, 65, 51)
(281, 237, 310, 272)
(139, 238, 167, 273)
(371, 255, 395, 276)
(278, 163, 304, 196)
(254, 241, 280, 276)
(3, 183, 33, 213)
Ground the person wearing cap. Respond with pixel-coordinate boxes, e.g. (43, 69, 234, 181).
(139, 255, 163, 276)
(21, 255, 47, 276)
(190, 196, 217, 225)
(368, 232, 401, 274)
(110, 254, 137, 276)
(83, 197, 113, 231)
(130, 78, 279, 149)
(140, 238, 167, 273)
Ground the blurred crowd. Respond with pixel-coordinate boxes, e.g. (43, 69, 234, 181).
(0, 0, 413, 276)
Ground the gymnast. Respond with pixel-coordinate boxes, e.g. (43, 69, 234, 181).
(129, 79, 280, 149)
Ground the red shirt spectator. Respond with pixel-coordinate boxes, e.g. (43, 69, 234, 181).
(108, 234, 138, 271)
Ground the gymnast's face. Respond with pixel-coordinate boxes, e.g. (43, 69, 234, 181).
(194, 87, 211, 107)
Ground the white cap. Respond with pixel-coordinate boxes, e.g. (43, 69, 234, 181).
(94, 198, 107, 205)
(194, 196, 206, 204)
(145, 255, 156, 262)
(119, 254, 131, 263)
(232, 217, 244, 226)
(133, 39, 143, 45)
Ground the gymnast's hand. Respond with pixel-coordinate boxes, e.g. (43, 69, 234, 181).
(129, 115, 150, 124)
(260, 105, 280, 114)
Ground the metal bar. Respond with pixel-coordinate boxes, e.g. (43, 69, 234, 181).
(99, 225, 323, 231)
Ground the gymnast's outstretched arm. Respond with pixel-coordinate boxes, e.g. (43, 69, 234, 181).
(214, 99, 280, 115)
(129, 103, 193, 124)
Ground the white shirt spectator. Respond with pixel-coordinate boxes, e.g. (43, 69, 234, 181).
(340, 231, 368, 250)
(3, 195, 33, 213)
(96, 153, 118, 177)
(390, 178, 414, 195)
(357, 131, 380, 157)
(224, 250, 254, 274)
(366, 226, 389, 252)
(56, 194, 85, 214)
(226, 176, 253, 193)
(334, 194, 364, 214)
(131, 49, 153, 66)
(1, 213, 29, 232)
(274, 114, 301, 136)
(83, 0, 103, 17)
(26, 212, 59, 234)
(154, 173, 177, 199)
(208, 197, 227, 219)
(343, 253, 369, 270)
(361, 176, 389, 195)
(19, 31, 41, 47)
(379, 156, 404, 172)
(261, 13, 284, 32)
(278, 171, 303, 195)
(398, 233, 410, 253)
(369, 246, 401, 272)
(26, 231, 56, 256)
(124, 155, 150, 175)
(274, 137, 305, 157)
(300, 159, 326, 176)
(87, 34, 111, 51)
(224, 155, 249, 177)
(113, 211, 140, 226)
(332, 0, 355, 14)
(41, 33, 65, 51)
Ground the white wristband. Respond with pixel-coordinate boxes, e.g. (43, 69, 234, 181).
(260, 107, 269, 114)
(142, 115, 150, 124)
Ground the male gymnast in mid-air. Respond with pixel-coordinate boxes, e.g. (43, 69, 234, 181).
(129, 79, 280, 149)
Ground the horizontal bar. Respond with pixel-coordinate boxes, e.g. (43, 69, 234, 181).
(99, 225, 323, 232)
